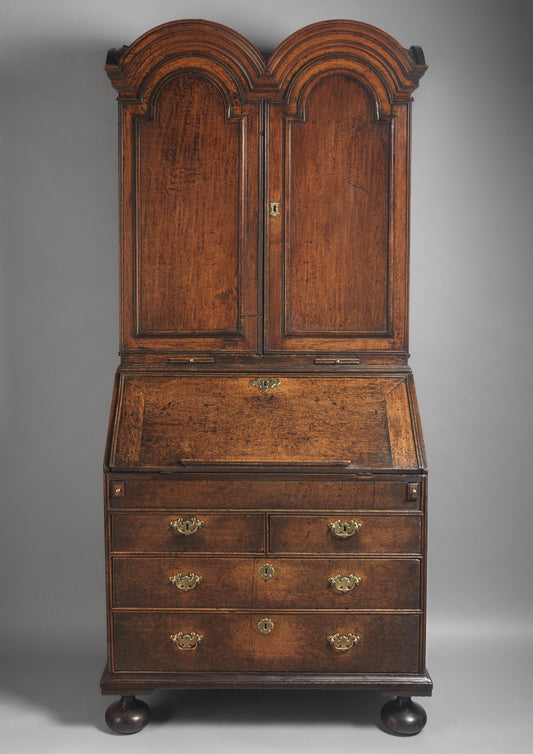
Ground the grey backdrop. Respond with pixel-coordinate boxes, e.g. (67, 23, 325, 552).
(1, 0, 532, 751)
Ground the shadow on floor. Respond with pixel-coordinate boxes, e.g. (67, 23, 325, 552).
(0, 649, 386, 734)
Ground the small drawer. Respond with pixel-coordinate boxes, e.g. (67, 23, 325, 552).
(250, 613, 421, 673)
(252, 557, 421, 610)
(110, 513, 264, 553)
(107, 474, 422, 511)
(112, 611, 420, 674)
(112, 556, 254, 608)
(112, 612, 251, 672)
(269, 514, 422, 555)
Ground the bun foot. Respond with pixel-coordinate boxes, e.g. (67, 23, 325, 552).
(105, 695, 150, 734)
(381, 696, 427, 736)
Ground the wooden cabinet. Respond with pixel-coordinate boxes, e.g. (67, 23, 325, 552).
(101, 20, 431, 736)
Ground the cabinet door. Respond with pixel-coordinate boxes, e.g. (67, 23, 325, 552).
(120, 67, 260, 354)
(265, 68, 409, 355)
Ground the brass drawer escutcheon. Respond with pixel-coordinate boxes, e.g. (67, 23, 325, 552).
(327, 633, 360, 652)
(170, 631, 204, 651)
(169, 517, 204, 536)
(328, 574, 362, 593)
(258, 563, 275, 580)
(249, 377, 281, 394)
(328, 519, 363, 538)
(269, 201, 281, 217)
(257, 618, 275, 635)
(169, 572, 203, 591)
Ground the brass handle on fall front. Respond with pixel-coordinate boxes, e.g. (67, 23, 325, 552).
(170, 631, 203, 651)
(328, 520, 362, 539)
(169, 573, 203, 592)
(327, 633, 360, 652)
(328, 574, 362, 593)
(169, 517, 204, 536)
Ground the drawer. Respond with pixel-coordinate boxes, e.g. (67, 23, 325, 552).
(110, 513, 264, 553)
(112, 611, 420, 673)
(250, 613, 421, 673)
(113, 612, 251, 672)
(252, 557, 421, 610)
(111, 556, 420, 610)
(269, 514, 421, 554)
(107, 474, 423, 511)
(112, 556, 254, 608)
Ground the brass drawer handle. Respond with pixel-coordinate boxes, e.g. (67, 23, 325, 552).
(327, 633, 360, 652)
(169, 517, 204, 535)
(170, 631, 203, 651)
(257, 618, 275, 635)
(169, 572, 203, 591)
(328, 574, 362, 593)
(328, 520, 362, 538)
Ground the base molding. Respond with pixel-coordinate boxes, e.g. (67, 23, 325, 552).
(101, 667, 432, 697)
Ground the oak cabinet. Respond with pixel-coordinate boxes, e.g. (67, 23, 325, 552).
(102, 19, 430, 736)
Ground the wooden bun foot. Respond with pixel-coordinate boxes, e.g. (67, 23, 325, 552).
(381, 696, 427, 736)
(105, 695, 150, 734)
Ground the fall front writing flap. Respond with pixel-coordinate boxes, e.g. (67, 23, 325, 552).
(107, 374, 426, 472)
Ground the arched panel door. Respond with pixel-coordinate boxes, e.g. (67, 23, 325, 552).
(117, 56, 260, 354)
(265, 48, 414, 356)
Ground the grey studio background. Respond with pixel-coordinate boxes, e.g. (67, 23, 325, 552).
(1, 0, 532, 751)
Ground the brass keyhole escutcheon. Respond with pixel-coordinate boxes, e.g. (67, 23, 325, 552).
(257, 618, 274, 635)
(250, 377, 281, 395)
(269, 201, 280, 217)
(258, 563, 275, 581)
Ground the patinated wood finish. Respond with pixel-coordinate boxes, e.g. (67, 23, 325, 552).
(102, 19, 430, 736)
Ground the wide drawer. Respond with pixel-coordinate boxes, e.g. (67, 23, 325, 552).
(112, 611, 420, 673)
(269, 514, 422, 554)
(107, 474, 422, 511)
(110, 513, 264, 553)
(111, 556, 420, 610)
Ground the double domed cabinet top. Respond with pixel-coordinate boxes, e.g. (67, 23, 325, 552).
(101, 20, 431, 737)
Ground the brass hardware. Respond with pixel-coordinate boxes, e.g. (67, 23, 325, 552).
(314, 357, 360, 365)
(327, 633, 360, 652)
(328, 520, 363, 538)
(169, 517, 204, 535)
(257, 618, 274, 635)
(328, 574, 362, 593)
(111, 481, 124, 497)
(269, 201, 280, 217)
(170, 631, 203, 650)
(169, 573, 203, 591)
(250, 377, 281, 394)
(407, 482, 419, 501)
(258, 563, 275, 581)
(167, 356, 215, 364)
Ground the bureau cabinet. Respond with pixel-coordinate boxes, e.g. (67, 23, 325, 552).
(101, 19, 431, 736)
